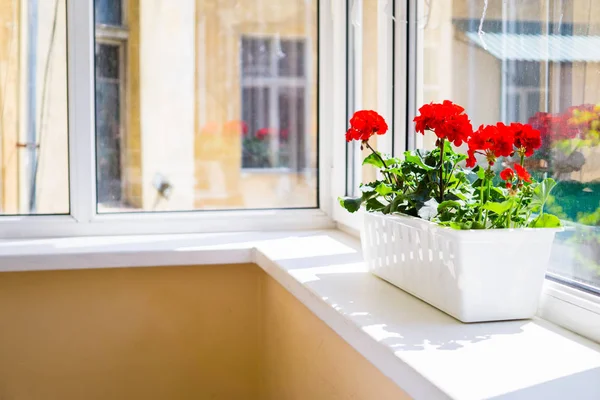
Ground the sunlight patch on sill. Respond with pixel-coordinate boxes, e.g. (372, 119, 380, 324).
(288, 262, 367, 283)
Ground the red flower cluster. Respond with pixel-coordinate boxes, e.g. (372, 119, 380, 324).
(500, 167, 515, 188)
(256, 127, 275, 140)
(514, 163, 532, 183)
(500, 164, 531, 188)
(413, 100, 473, 146)
(347, 102, 543, 175)
(346, 110, 388, 142)
(511, 122, 542, 157)
(466, 123, 515, 167)
(465, 122, 542, 168)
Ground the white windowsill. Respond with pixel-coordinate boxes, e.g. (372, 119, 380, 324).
(1, 231, 599, 399)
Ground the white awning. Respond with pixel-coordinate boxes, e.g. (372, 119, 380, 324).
(465, 32, 600, 62)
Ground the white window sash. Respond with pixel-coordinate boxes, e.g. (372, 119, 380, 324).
(0, 0, 337, 238)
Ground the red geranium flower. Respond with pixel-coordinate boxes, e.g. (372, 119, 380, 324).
(256, 127, 273, 140)
(511, 122, 542, 157)
(493, 123, 517, 157)
(500, 167, 515, 188)
(346, 110, 388, 142)
(413, 100, 473, 146)
(514, 163, 532, 183)
(466, 123, 515, 167)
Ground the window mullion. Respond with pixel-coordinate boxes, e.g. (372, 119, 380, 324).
(67, 0, 96, 223)
(375, 0, 394, 157)
(404, 0, 418, 152)
(393, 0, 409, 156)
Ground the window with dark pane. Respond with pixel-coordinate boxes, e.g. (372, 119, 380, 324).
(95, 0, 123, 26)
(96, 44, 119, 80)
(278, 40, 305, 77)
(241, 35, 308, 170)
(278, 87, 306, 170)
(504, 61, 542, 123)
(95, 44, 122, 204)
(241, 37, 272, 77)
(242, 87, 271, 168)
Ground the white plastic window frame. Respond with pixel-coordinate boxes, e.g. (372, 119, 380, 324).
(332, 0, 600, 344)
(0, 0, 338, 238)
(332, 0, 400, 234)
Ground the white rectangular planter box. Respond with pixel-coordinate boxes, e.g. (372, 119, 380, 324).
(361, 212, 561, 322)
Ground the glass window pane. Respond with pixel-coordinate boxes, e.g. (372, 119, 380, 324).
(278, 87, 306, 169)
(0, 0, 69, 215)
(241, 87, 271, 168)
(346, 0, 388, 196)
(417, 0, 600, 291)
(95, 0, 122, 26)
(96, 44, 122, 205)
(278, 39, 305, 77)
(241, 37, 272, 77)
(94, 0, 318, 212)
(96, 44, 119, 79)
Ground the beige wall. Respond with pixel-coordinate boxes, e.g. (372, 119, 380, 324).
(0, 264, 408, 400)
(0, 264, 263, 400)
(262, 273, 410, 400)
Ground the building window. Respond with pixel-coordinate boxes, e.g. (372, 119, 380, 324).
(240, 36, 308, 171)
(504, 60, 544, 123)
(95, 0, 127, 207)
(95, 0, 123, 26)
(95, 42, 124, 204)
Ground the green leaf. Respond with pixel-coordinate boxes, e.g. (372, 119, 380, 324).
(438, 200, 462, 213)
(359, 183, 376, 193)
(363, 152, 385, 168)
(389, 195, 407, 213)
(483, 200, 514, 215)
(363, 152, 399, 168)
(448, 221, 483, 230)
(375, 182, 393, 196)
(365, 198, 386, 212)
(530, 214, 562, 228)
(474, 166, 486, 180)
(449, 222, 465, 230)
(404, 152, 435, 171)
(531, 178, 557, 214)
(338, 197, 362, 213)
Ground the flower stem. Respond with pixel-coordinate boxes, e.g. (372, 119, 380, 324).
(477, 180, 485, 223)
(512, 191, 525, 228)
(364, 141, 395, 185)
(438, 139, 446, 202)
(484, 176, 492, 226)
